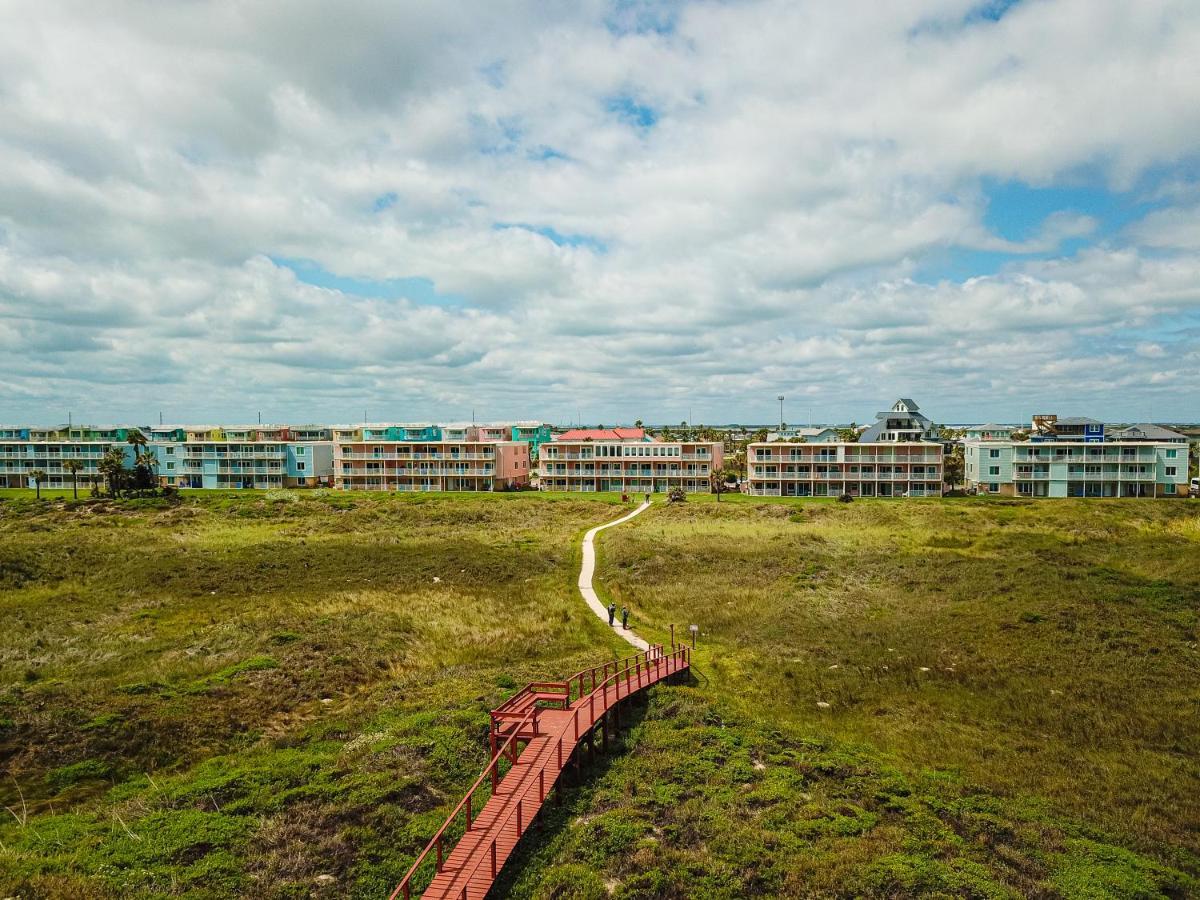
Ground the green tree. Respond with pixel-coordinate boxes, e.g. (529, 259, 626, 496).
(125, 428, 148, 457)
(63, 459, 83, 500)
(29, 468, 46, 500)
(943, 445, 964, 488)
(710, 468, 731, 502)
(835, 424, 860, 442)
(134, 450, 158, 492)
(99, 448, 128, 497)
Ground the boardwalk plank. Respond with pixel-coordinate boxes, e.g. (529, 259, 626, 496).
(417, 655, 686, 899)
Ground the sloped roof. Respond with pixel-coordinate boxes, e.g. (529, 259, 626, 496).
(554, 427, 646, 441)
(1054, 416, 1104, 426)
(1109, 423, 1187, 441)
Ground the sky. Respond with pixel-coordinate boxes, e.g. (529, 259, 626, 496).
(1, 0, 1199, 427)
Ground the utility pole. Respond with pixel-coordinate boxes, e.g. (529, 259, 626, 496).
(778, 395, 784, 431)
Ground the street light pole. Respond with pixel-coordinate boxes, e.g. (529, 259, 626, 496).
(777, 395, 784, 432)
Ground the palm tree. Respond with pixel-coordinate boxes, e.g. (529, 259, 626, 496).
(29, 468, 46, 500)
(99, 447, 128, 497)
(63, 459, 83, 499)
(136, 449, 158, 492)
(710, 468, 730, 502)
(126, 428, 148, 459)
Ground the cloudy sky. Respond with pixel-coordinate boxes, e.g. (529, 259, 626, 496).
(2, 0, 1199, 427)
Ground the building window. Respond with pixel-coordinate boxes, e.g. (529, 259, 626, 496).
(1165, 466, 1177, 476)
(1166, 449, 1177, 458)
(988, 466, 1000, 476)
(989, 449, 1000, 459)
(297, 462, 306, 471)
(296, 447, 306, 455)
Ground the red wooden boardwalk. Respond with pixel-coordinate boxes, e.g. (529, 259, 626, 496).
(390, 644, 690, 899)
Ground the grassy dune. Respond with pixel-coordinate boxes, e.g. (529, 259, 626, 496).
(2, 491, 1199, 898)
(0, 491, 631, 897)
(542, 495, 1199, 897)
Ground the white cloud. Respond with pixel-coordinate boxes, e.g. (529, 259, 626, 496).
(0, 0, 1198, 424)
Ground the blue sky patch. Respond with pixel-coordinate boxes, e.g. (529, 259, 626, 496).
(968, 0, 1021, 23)
(272, 257, 465, 307)
(606, 94, 658, 129)
(493, 223, 607, 252)
(372, 192, 398, 212)
(982, 177, 1160, 243)
(528, 146, 571, 162)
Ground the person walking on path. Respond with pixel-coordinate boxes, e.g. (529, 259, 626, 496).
(621, 606, 629, 630)
(578, 501, 651, 650)
(608, 602, 616, 626)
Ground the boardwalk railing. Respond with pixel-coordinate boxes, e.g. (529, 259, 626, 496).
(389, 643, 688, 899)
(389, 704, 538, 900)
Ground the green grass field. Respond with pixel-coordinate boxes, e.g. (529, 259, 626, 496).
(1, 491, 1198, 898)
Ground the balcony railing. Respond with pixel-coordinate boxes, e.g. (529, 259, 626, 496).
(337, 451, 495, 461)
(339, 468, 493, 477)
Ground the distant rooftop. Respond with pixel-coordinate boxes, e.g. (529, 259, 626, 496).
(1108, 423, 1188, 441)
(555, 427, 647, 441)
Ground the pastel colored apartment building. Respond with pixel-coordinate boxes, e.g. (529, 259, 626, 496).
(411, 421, 550, 456)
(0, 425, 137, 489)
(332, 424, 530, 491)
(538, 427, 723, 493)
(151, 425, 333, 489)
(964, 417, 1189, 498)
(746, 399, 944, 498)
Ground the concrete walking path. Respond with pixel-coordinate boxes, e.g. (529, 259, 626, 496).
(578, 501, 651, 650)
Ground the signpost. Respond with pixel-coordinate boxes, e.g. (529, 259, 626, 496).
(689, 624, 699, 649)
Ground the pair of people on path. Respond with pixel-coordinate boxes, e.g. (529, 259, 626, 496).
(607, 602, 629, 630)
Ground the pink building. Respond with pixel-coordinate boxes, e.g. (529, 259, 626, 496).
(331, 424, 530, 492)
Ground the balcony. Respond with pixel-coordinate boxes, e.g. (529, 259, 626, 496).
(337, 451, 495, 461)
(338, 472, 492, 480)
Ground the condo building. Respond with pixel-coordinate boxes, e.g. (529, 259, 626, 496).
(332, 424, 530, 491)
(153, 426, 334, 489)
(964, 417, 1189, 498)
(0, 425, 137, 489)
(538, 428, 723, 493)
(746, 399, 944, 497)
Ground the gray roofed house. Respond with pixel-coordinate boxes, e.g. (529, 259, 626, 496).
(1108, 423, 1188, 443)
(858, 398, 940, 443)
